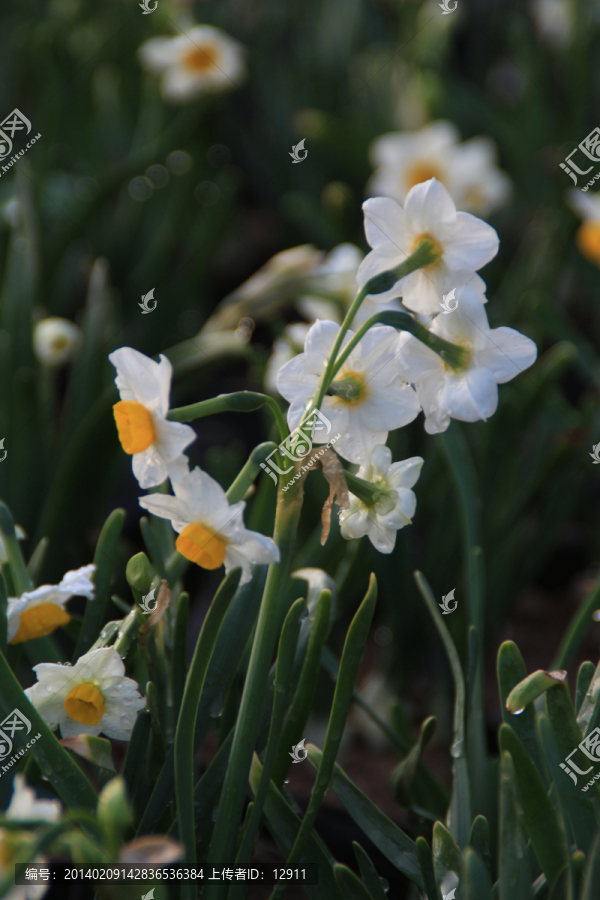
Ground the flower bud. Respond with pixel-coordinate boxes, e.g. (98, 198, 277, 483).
(97, 776, 132, 851)
(33, 317, 81, 367)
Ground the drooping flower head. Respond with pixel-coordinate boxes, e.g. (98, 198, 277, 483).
(138, 466, 280, 584)
(25, 647, 146, 740)
(357, 178, 499, 315)
(138, 25, 246, 104)
(277, 319, 421, 464)
(339, 445, 423, 553)
(368, 121, 511, 217)
(396, 287, 537, 434)
(7, 565, 96, 645)
(109, 347, 196, 489)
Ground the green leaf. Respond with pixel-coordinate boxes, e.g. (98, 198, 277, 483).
(391, 716, 436, 807)
(461, 847, 492, 900)
(497, 641, 546, 780)
(414, 571, 470, 847)
(576, 662, 595, 717)
(275, 574, 378, 884)
(333, 864, 372, 899)
(307, 745, 423, 888)
(123, 710, 152, 804)
(172, 592, 189, 714)
(73, 508, 125, 660)
(543, 685, 600, 848)
(499, 750, 532, 900)
(498, 724, 569, 892)
(248, 754, 342, 900)
(432, 821, 462, 886)
(272, 588, 331, 788)
(59, 735, 115, 772)
(415, 836, 441, 900)
(581, 833, 600, 900)
(226, 441, 279, 504)
(506, 669, 568, 714)
(468, 816, 490, 876)
(577, 658, 600, 737)
(552, 572, 600, 669)
(175, 567, 242, 875)
(352, 842, 390, 900)
(0, 571, 7, 654)
(0, 501, 32, 594)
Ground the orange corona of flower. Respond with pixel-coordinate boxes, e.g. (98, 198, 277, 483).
(63, 683, 105, 726)
(576, 221, 600, 266)
(11, 604, 70, 644)
(113, 400, 157, 454)
(176, 523, 227, 569)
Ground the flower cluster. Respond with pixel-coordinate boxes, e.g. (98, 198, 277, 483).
(109, 348, 280, 584)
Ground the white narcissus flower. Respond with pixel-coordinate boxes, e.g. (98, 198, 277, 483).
(7, 565, 96, 645)
(33, 317, 82, 367)
(339, 445, 423, 553)
(265, 323, 310, 395)
(109, 347, 196, 489)
(276, 319, 421, 464)
(396, 288, 537, 434)
(566, 189, 600, 267)
(5, 775, 62, 823)
(138, 25, 246, 104)
(358, 178, 499, 315)
(367, 121, 511, 217)
(24, 648, 146, 741)
(138, 467, 280, 584)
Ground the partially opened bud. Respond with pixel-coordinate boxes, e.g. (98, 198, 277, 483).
(33, 317, 81, 367)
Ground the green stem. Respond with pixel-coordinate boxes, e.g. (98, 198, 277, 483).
(552, 572, 600, 669)
(226, 442, 279, 504)
(167, 391, 289, 443)
(174, 568, 241, 899)
(205, 486, 305, 899)
(344, 471, 386, 506)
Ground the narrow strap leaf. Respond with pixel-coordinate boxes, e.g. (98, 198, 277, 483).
(415, 837, 441, 900)
(499, 750, 532, 900)
(333, 863, 372, 899)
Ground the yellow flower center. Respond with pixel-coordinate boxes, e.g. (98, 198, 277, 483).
(405, 162, 445, 192)
(64, 683, 105, 726)
(176, 524, 228, 570)
(113, 400, 157, 454)
(576, 221, 600, 266)
(182, 44, 218, 73)
(11, 603, 70, 644)
(329, 369, 368, 406)
(412, 232, 443, 268)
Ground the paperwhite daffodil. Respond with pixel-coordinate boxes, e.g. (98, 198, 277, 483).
(109, 347, 196, 489)
(5, 775, 62, 823)
(0, 776, 61, 900)
(566, 189, 600, 267)
(138, 466, 280, 584)
(339, 445, 423, 553)
(24, 648, 146, 740)
(367, 121, 511, 217)
(396, 288, 537, 434)
(33, 317, 81, 367)
(358, 178, 498, 315)
(138, 25, 246, 104)
(7, 564, 96, 645)
(276, 319, 421, 464)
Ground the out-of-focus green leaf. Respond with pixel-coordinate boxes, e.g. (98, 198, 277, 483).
(59, 735, 115, 772)
(576, 662, 595, 717)
(577, 658, 600, 737)
(551, 573, 600, 669)
(73, 507, 125, 660)
(582, 833, 600, 900)
(462, 847, 492, 900)
(498, 724, 569, 892)
(432, 821, 462, 886)
(391, 715, 436, 807)
(415, 836, 441, 900)
(333, 864, 371, 899)
(499, 750, 532, 900)
(468, 816, 490, 876)
(307, 745, 423, 888)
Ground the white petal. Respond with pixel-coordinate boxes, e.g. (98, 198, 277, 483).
(388, 456, 424, 490)
(154, 417, 196, 461)
(359, 385, 421, 432)
(442, 213, 499, 271)
(339, 505, 370, 540)
(366, 516, 397, 553)
(477, 326, 538, 383)
(404, 178, 457, 240)
(362, 197, 409, 250)
(442, 368, 499, 422)
(138, 492, 191, 532)
(132, 447, 169, 490)
(109, 348, 171, 415)
(304, 319, 349, 373)
(138, 37, 183, 73)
